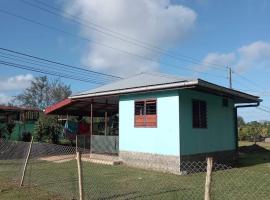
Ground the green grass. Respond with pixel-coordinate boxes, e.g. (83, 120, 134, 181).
(1, 142, 270, 199)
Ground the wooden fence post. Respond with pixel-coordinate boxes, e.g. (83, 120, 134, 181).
(77, 151, 84, 200)
(20, 136, 33, 187)
(204, 157, 213, 200)
(76, 135, 78, 152)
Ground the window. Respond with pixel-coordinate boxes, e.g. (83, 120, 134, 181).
(192, 100, 207, 128)
(135, 99, 157, 127)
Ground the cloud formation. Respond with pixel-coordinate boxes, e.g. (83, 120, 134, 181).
(64, 0, 197, 76)
(0, 94, 13, 105)
(0, 74, 33, 93)
(200, 41, 270, 72)
(0, 74, 33, 104)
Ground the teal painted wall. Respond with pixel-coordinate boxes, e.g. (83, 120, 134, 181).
(179, 89, 236, 155)
(119, 90, 180, 156)
(10, 121, 36, 141)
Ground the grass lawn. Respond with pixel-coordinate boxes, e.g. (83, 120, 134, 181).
(0, 141, 270, 200)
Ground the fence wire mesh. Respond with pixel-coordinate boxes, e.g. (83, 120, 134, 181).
(0, 140, 270, 200)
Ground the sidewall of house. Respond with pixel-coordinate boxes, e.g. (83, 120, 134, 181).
(179, 89, 236, 156)
(119, 90, 180, 156)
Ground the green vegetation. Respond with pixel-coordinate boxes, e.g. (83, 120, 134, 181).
(33, 113, 62, 144)
(1, 142, 270, 200)
(238, 116, 270, 142)
(15, 76, 71, 110)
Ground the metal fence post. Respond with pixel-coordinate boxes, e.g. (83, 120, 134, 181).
(77, 151, 84, 200)
(204, 157, 213, 200)
(20, 136, 33, 187)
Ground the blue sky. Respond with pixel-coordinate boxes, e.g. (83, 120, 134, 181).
(0, 0, 269, 122)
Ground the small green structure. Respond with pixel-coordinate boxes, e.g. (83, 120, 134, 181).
(0, 105, 41, 141)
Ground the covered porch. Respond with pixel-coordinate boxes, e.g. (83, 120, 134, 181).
(45, 96, 119, 155)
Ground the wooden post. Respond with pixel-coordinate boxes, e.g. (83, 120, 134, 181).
(76, 151, 84, 200)
(204, 157, 213, 200)
(84, 135, 86, 152)
(76, 135, 78, 152)
(20, 136, 33, 187)
(90, 103, 93, 156)
(104, 111, 107, 136)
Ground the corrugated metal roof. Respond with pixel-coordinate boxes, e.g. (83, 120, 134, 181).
(70, 72, 260, 104)
(77, 72, 195, 96)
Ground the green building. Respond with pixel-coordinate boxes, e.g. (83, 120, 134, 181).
(0, 105, 40, 141)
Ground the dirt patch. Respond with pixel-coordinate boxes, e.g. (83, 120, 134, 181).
(39, 155, 75, 163)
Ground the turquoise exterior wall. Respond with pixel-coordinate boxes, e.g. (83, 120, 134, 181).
(119, 90, 180, 156)
(179, 89, 236, 156)
(119, 89, 236, 157)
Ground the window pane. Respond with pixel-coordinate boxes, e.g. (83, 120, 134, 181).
(192, 100, 200, 128)
(146, 100, 156, 115)
(135, 101, 144, 115)
(134, 99, 157, 128)
(200, 101, 207, 128)
(192, 100, 207, 128)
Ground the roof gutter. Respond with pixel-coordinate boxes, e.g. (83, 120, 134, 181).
(233, 101, 260, 155)
(71, 80, 199, 99)
(197, 80, 260, 102)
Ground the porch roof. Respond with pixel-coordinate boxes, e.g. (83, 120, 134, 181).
(44, 96, 118, 116)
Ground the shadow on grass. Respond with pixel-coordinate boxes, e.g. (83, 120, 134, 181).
(237, 144, 270, 167)
(97, 187, 196, 200)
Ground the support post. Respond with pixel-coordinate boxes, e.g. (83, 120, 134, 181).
(76, 135, 78, 152)
(20, 136, 33, 187)
(204, 157, 213, 200)
(90, 103, 93, 156)
(105, 111, 107, 136)
(76, 151, 84, 200)
(84, 135, 86, 152)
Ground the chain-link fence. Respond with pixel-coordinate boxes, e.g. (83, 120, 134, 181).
(1, 139, 270, 200)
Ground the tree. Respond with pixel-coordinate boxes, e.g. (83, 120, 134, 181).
(33, 113, 62, 144)
(237, 116, 245, 127)
(15, 76, 72, 109)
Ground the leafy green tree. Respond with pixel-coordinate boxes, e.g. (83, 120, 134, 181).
(34, 113, 62, 144)
(237, 116, 245, 127)
(15, 76, 72, 109)
(238, 117, 270, 142)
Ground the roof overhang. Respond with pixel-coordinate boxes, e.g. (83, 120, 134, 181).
(71, 79, 260, 103)
(0, 105, 41, 115)
(45, 79, 261, 116)
(196, 79, 261, 103)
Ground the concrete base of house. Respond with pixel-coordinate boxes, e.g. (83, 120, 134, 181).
(120, 151, 181, 174)
(180, 149, 237, 163)
(120, 149, 236, 174)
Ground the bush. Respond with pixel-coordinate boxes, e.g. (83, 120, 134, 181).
(34, 114, 62, 144)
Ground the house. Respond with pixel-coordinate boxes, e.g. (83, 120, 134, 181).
(0, 105, 41, 141)
(45, 72, 261, 173)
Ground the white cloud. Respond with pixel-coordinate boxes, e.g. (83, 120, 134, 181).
(236, 41, 270, 71)
(0, 94, 13, 105)
(200, 41, 270, 72)
(63, 0, 197, 76)
(200, 52, 236, 70)
(0, 74, 33, 93)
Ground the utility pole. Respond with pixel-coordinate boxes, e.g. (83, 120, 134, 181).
(228, 66, 232, 89)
